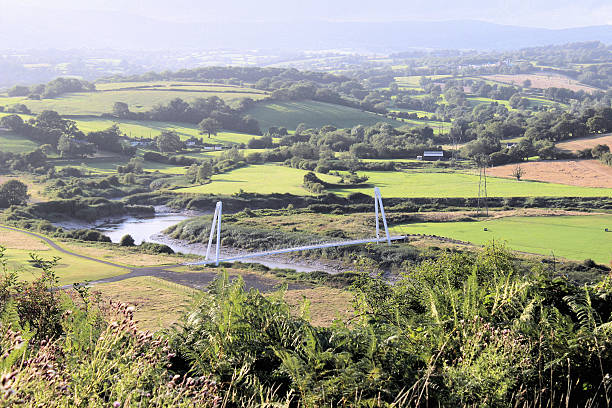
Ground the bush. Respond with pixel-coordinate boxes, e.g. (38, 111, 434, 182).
(139, 241, 174, 254)
(119, 234, 135, 246)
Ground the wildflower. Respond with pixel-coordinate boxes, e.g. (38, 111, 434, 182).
(113, 401, 121, 408)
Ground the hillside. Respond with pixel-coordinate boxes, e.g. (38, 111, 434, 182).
(247, 100, 402, 130)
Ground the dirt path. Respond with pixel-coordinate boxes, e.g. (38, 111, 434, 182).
(0, 225, 296, 292)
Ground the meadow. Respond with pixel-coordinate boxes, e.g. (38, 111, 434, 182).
(0, 82, 268, 116)
(71, 116, 261, 144)
(180, 164, 612, 198)
(246, 100, 402, 130)
(390, 214, 612, 264)
(0, 129, 41, 153)
(175, 163, 341, 195)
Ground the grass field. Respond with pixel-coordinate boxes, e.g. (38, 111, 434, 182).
(93, 276, 196, 330)
(173, 165, 612, 198)
(329, 170, 612, 198)
(71, 116, 260, 145)
(0, 129, 41, 153)
(174, 164, 341, 195)
(0, 228, 126, 285)
(390, 215, 612, 264)
(0, 82, 268, 116)
(246, 100, 402, 130)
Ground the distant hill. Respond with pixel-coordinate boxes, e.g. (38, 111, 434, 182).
(0, 9, 610, 51)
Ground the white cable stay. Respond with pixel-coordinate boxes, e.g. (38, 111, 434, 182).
(194, 187, 400, 266)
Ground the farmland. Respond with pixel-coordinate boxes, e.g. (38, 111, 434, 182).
(246, 100, 402, 130)
(0, 81, 268, 116)
(390, 214, 612, 264)
(0, 128, 41, 153)
(487, 160, 612, 188)
(174, 164, 612, 198)
(483, 73, 601, 93)
(556, 132, 612, 151)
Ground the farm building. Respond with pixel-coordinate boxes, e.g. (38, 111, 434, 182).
(418, 150, 445, 161)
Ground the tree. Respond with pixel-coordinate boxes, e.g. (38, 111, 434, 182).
(198, 118, 221, 138)
(0, 180, 28, 208)
(119, 234, 135, 246)
(511, 164, 525, 181)
(0, 114, 24, 131)
(156, 131, 183, 152)
(112, 102, 130, 118)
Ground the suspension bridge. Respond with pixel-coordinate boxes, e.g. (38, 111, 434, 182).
(191, 187, 407, 266)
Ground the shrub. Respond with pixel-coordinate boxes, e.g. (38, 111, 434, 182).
(119, 234, 135, 246)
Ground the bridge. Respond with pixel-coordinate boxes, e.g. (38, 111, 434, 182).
(191, 187, 406, 266)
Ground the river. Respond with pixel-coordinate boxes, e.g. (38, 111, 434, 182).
(59, 210, 348, 274)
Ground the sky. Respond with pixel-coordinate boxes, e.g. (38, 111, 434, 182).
(3, 0, 612, 28)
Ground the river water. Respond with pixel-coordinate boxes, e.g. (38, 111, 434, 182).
(62, 211, 347, 274)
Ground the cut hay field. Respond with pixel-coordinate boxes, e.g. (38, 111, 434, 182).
(483, 74, 600, 93)
(174, 165, 612, 198)
(0, 82, 268, 116)
(390, 215, 612, 264)
(246, 100, 402, 130)
(488, 160, 612, 188)
(556, 133, 612, 152)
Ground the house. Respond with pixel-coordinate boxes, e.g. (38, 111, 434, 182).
(421, 150, 445, 161)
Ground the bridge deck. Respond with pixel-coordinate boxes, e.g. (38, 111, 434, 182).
(190, 235, 407, 265)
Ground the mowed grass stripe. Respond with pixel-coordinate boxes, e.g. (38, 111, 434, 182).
(390, 215, 612, 264)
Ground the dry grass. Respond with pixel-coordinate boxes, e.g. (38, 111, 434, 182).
(487, 160, 612, 188)
(281, 287, 355, 327)
(0, 229, 49, 250)
(61, 241, 186, 266)
(483, 74, 600, 93)
(92, 276, 196, 331)
(556, 133, 612, 151)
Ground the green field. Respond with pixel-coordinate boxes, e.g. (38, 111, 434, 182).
(71, 117, 260, 145)
(390, 215, 612, 264)
(329, 170, 612, 198)
(175, 164, 341, 195)
(173, 165, 612, 198)
(0, 130, 41, 153)
(3, 246, 125, 286)
(246, 100, 402, 130)
(0, 82, 268, 116)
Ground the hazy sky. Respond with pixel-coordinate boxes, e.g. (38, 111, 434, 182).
(4, 0, 612, 28)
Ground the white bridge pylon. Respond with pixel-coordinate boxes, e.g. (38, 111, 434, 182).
(194, 187, 405, 266)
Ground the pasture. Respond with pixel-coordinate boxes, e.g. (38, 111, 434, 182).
(390, 215, 612, 265)
(72, 117, 260, 145)
(328, 170, 612, 198)
(173, 165, 612, 198)
(0, 82, 268, 116)
(246, 100, 402, 130)
(175, 164, 341, 195)
(0, 129, 41, 153)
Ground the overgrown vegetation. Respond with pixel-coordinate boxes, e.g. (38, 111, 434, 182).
(0, 243, 610, 406)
